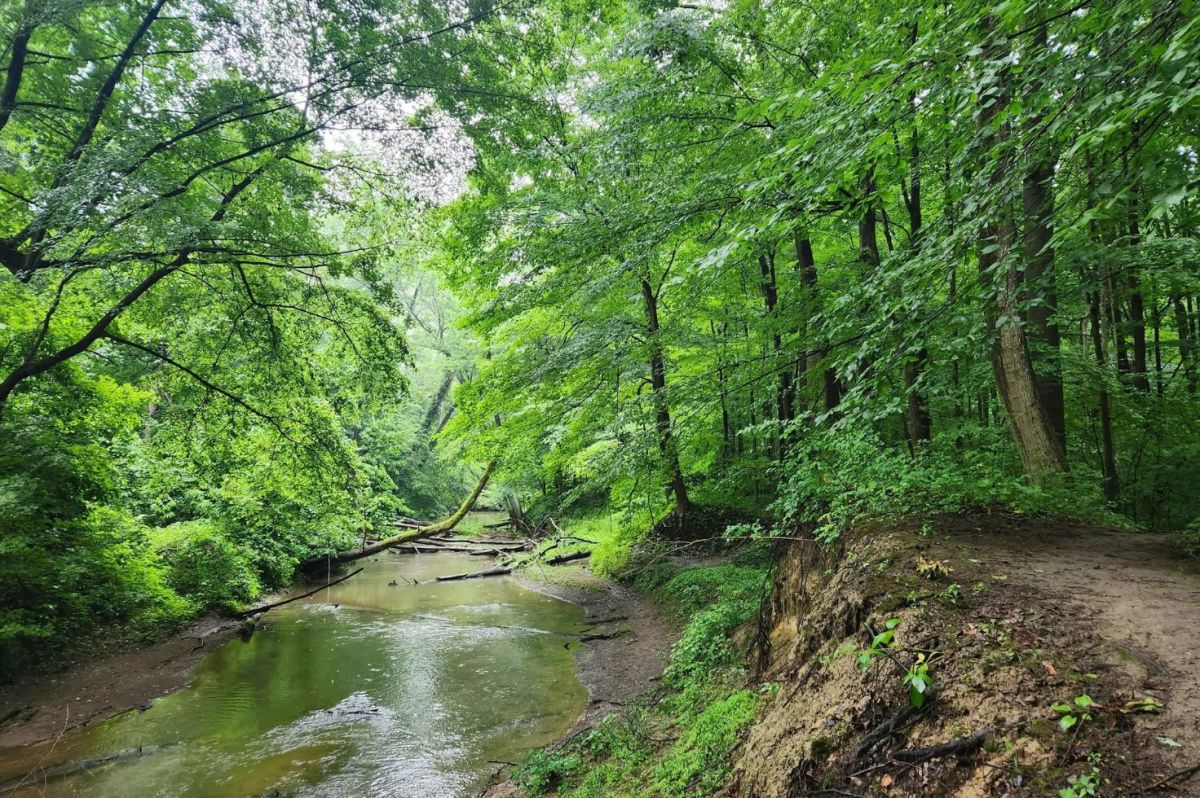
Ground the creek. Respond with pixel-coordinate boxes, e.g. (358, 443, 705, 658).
(0, 551, 588, 797)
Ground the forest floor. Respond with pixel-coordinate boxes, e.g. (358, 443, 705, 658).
(945, 514, 1200, 778)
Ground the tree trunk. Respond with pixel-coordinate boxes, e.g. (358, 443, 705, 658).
(1126, 131, 1150, 392)
(1089, 293, 1120, 500)
(977, 18, 1066, 481)
(794, 234, 840, 412)
(641, 277, 689, 528)
(903, 119, 931, 449)
(421, 372, 456, 436)
(1022, 154, 1067, 452)
(759, 250, 792, 438)
(1175, 296, 1197, 392)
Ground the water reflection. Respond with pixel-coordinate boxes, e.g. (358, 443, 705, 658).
(0, 552, 588, 797)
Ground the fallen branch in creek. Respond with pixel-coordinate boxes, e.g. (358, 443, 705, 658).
(299, 460, 495, 569)
(236, 567, 363, 617)
(435, 565, 513, 582)
(544, 551, 590, 566)
(0, 746, 176, 793)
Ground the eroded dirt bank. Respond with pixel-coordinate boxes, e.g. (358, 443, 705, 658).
(734, 515, 1200, 797)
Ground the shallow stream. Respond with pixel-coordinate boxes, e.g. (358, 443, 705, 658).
(0, 551, 588, 797)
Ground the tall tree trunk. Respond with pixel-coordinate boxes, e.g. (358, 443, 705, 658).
(759, 250, 792, 438)
(794, 234, 840, 412)
(1125, 132, 1150, 392)
(977, 18, 1067, 481)
(1089, 293, 1120, 501)
(641, 277, 689, 528)
(902, 117, 931, 449)
(1022, 153, 1066, 452)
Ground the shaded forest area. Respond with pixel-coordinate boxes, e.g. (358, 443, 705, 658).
(2, 0, 1199, 680)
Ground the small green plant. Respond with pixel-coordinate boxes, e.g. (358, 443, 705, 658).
(903, 653, 934, 708)
(857, 618, 900, 670)
(939, 582, 962, 606)
(1059, 754, 1108, 797)
(515, 749, 583, 795)
(1053, 694, 1097, 731)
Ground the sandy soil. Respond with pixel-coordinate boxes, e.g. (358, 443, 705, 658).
(515, 566, 678, 732)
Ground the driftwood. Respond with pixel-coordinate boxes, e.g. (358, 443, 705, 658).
(429, 536, 522, 546)
(544, 551, 590, 566)
(467, 544, 530, 556)
(435, 566, 513, 582)
(482, 520, 515, 529)
(299, 460, 496, 569)
(236, 568, 363, 617)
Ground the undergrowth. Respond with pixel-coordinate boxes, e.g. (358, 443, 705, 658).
(514, 557, 765, 798)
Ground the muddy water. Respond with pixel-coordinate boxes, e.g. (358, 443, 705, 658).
(0, 552, 588, 797)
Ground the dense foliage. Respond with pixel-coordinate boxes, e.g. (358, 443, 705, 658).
(429, 0, 1200, 540)
(0, 0, 487, 676)
(3, 0, 1200, 680)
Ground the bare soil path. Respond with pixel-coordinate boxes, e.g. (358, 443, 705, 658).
(944, 515, 1200, 794)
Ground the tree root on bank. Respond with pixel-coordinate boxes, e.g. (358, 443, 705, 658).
(891, 727, 991, 764)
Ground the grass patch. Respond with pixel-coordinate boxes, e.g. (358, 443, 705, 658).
(514, 558, 765, 797)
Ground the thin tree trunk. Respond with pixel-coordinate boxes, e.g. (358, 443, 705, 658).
(1175, 296, 1197, 392)
(1089, 293, 1120, 501)
(641, 277, 689, 528)
(903, 111, 931, 448)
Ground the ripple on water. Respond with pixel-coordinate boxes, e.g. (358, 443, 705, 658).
(0, 553, 587, 798)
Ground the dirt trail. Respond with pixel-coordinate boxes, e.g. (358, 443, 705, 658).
(945, 515, 1200, 791)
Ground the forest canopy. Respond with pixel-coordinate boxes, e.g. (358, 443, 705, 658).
(2, 0, 1199, 676)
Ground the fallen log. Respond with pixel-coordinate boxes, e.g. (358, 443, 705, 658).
(482, 520, 515, 529)
(429, 536, 521, 546)
(299, 460, 496, 569)
(236, 568, 363, 618)
(435, 566, 513, 582)
(467, 544, 529, 556)
(544, 551, 590, 566)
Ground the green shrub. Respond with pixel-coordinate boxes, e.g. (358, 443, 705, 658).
(657, 566, 765, 688)
(774, 426, 1123, 542)
(515, 748, 583, 795)
(158, 520, 260, 612)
